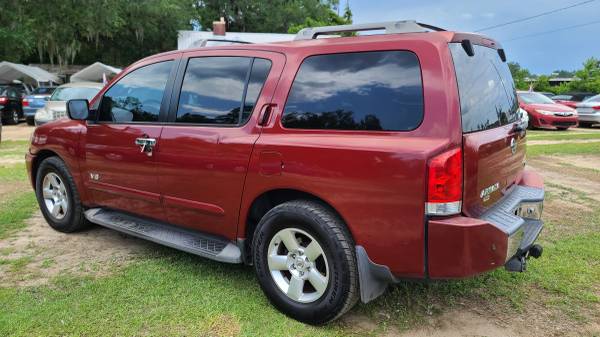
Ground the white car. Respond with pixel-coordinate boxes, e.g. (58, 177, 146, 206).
(35, 82, 103, 126)
(576, 94, 600, 127)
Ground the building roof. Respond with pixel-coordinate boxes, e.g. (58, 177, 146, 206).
(70, 62, 121, 83)
(0, 61, 61, 85)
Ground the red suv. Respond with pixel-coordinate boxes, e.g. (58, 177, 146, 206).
(26, 21, 544, 324)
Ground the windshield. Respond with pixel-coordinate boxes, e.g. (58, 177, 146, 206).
(32, 87, 56, 95)
(584, 94, 600, 103)
(518, 92, 555, 104)
(50, 87, 99, 101)
(450, 43, 519, 133)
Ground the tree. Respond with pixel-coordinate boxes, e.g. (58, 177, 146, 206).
(568, 57, 600, 93)
(533, 75, 554, 93)
(192, 0, 349, 34)
(508, 62, 531, 90)
(287, 0, 352, 33)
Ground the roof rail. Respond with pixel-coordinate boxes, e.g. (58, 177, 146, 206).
(294, 20, 445, 40)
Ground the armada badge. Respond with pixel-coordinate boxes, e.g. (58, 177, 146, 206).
(480, 182, 500, 202)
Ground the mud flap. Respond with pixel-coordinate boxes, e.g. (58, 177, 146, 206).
(356, 245, 397, 303)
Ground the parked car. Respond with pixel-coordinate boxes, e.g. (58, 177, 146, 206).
(551, 92, 596, 108)
(34, 82, 103, 126)
(0, 85, 24, 124)
(23, 87, 56, 125)
(26, 21, 545, 324)
(517, 91, 578, 130)
(575, 94, 600, 127)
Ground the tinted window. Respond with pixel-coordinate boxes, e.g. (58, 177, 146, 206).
(282, 51, 423, 131)
(177, 57, 269, 125)
(450, 44, 519, 133)
(99, 61, 172, 122)
(242, 58, 271, 123)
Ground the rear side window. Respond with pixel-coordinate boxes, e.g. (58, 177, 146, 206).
(99, 61, 173, 123)
(450, 43, 519, 133)
(176, 57, 271, 125)
(282, 51, 424, 131)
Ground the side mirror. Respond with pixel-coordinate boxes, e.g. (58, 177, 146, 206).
(66, 99, 89, 120)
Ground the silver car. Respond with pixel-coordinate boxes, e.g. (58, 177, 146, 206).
(35, 82, 103, 126)
(575, 94, 600, 127)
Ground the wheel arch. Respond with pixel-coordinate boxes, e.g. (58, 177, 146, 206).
(31, 149, 63, 190)
(241, 188, 354, 263)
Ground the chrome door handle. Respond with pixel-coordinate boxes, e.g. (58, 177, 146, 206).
(135, 137, 157, 156)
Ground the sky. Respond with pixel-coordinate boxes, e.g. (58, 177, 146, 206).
(350, 0, 600, 74)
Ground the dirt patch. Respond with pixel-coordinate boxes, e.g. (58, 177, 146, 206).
(0, 211, 152, 287)
(528, 139, 600, 145)
(1, 124, 34, 142)
(527, 159, 600, 202)
(545, 154, 600, 171)
(0, 158, 25, 165)
(392, 310, 520, 337)
(0, 180, 28, 201)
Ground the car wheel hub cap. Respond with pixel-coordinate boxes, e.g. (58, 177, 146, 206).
(42, 172, 68, 220)
(267, 228, 329, 303)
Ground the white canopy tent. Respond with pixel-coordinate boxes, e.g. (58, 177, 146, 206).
(70, 62, 121, 83)
(0, 61, 61, 86)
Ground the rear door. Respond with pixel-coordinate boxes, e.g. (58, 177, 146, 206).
(84, 56, 178, 222)
(449, 43, 525, 217)
(156, 50, 285, 239)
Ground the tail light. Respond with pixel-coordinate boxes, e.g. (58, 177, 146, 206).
(22, 98, 29, 107)
(426, 148, 462, 216)
(593, 106, 600, 110)
(0, 97, 7, 104)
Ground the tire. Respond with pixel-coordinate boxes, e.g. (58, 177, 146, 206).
(578, 122, 592, 128)
(252, 200, 358, 325)
(35, 156, 89, 233)
(26, 117, 35, 126)
(7, 109, 19, 125)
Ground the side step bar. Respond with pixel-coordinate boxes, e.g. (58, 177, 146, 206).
(84, 208, 242, 263)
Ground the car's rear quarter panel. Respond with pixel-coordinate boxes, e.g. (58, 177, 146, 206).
(240, 35, 463, 277)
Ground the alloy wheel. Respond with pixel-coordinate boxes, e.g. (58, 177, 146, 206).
(267, 227, 329, 303)
(42, 172, 69, 220)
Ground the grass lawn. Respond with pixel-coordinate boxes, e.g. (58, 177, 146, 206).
(527, 141, 600, 157)
(0, 133, 598, 336)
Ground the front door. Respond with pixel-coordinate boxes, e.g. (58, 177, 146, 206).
(157, 50, 285, 239)
(83, 58, 177, 221)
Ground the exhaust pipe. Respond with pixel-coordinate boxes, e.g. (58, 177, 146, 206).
(505, 244, 543, 272)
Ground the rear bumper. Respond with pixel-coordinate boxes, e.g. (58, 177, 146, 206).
(428, 171, 544, 278)
(23, 107, 39, 117)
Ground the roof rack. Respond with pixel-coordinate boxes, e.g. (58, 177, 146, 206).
(294, 20, 445, 40)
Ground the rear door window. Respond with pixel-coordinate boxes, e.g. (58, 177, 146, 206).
(449, 43, 519, 133)
(176, 57, 271, 125)
(282, 51, 424, 131)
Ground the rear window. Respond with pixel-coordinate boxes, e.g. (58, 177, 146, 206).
(282, 51, 424, 131)
(450, 43, 519, 133)
(32, 87, 55, 95)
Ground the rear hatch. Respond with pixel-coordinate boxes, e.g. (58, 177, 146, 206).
(449, 43, 526, 217)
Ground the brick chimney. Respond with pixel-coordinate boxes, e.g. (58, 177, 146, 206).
(213, 17, 226, 36)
